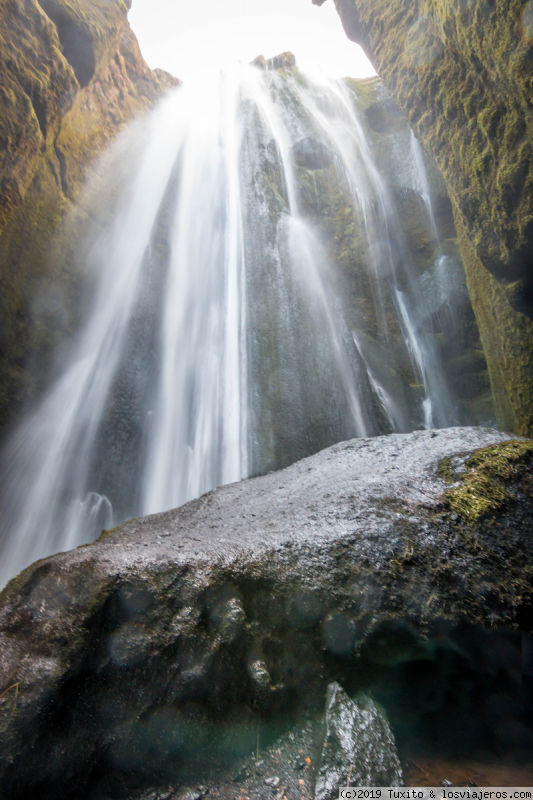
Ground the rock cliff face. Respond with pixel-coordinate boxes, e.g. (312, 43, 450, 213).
(0, 0, 178, 433)
(291, 74, 493, 427)
(315, 0, 533, 436)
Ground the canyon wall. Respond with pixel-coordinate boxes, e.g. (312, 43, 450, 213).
(285, 73, 493, 429)
(316, 0, 533, 436)
(2, 0, 529, 437)
(0, 0, 178, 433)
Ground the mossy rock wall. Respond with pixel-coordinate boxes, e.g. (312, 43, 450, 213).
(319, 0, 533, 435)
(456, 210, 533, 434)
(0, 0, 179, 435)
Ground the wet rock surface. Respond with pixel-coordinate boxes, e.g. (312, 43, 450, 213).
(266, 51, 296, 71)
(291, 137, 335, 171)
(293, 73, 492, 432)
(251, 51, 296, 71)
(129, 685, 402, 800)
(315, 684, 402, 798)
(0, 427, 531, 798)
(130, 721, 317, 800)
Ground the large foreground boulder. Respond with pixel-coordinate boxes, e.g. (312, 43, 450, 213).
(0, 427, 531, 798)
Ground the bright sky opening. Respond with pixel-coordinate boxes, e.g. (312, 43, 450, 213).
(128, 0, 376, 81)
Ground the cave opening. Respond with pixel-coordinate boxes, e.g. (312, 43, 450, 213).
(37, 0, 96, 87)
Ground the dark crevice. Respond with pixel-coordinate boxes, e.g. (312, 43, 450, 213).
(29, 90, 47, 138)
(53, 140, 69, 197)
(47, 157, 60, 190)
(37, 0, 96, 87)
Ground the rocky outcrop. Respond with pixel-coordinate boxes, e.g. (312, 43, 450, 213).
(126, 686, 403, 800)
(129, 684, 403, 800)
(313, 0, 533, 436)
(0, 0, 178, 434)
(315, 684, 403, 797)
(251, 51, 297, 70)
(0, 427, 531, 798)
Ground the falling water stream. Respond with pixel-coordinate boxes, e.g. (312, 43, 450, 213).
(0, 64, 462, 587)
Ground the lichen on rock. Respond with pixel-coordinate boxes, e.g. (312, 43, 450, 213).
(438, 439, 533, 522)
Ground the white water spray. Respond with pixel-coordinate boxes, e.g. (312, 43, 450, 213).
(0, 65, 460, 587)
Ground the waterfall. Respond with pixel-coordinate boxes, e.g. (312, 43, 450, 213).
(0, 64, 461, 587)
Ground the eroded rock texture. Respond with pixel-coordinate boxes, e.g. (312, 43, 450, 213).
(0, 427, 531, 798)
(315, 684, 403, 798)
(0, 0, 178, 433)
(315, 0, 533, 436)
(288, 74, 493, 427)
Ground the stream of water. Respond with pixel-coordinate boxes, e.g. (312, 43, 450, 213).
(0, 64, 462, 587)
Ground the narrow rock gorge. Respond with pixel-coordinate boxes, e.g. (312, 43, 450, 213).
(0, 1, 532, 797)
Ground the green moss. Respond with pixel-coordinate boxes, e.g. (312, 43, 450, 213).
(437, 456, 455, 484)
(439, 439, 533, 522)
(97, 519, 137, 541)
(457, 211, 533, 436)
(343, 76, 383, 111)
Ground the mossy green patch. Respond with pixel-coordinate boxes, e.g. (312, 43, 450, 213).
(439, 439, 533, 522)
(97, 519, 137, 541)
(456, 210, 533, 436)
(343, 76, 384, 111)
